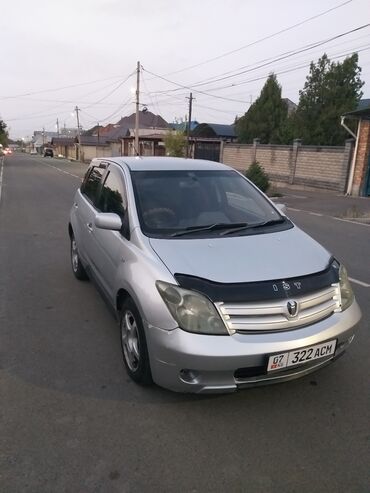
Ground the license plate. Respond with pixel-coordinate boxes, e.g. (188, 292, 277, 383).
(267, 340, 337, 372)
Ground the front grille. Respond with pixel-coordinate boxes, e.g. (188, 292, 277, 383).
(216, 284, 341, 333)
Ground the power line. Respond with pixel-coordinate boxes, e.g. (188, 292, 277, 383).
(191, 31, 370, 87)
(141, 70, 163, 116)
(96, 96, 133, 124)
(149, 24, 370, 96)
(142, 66, 249, 103)
(163, 0, 354, 76)
(182, 24, 370, 90)
(0, 73, 130, 101)
(193, 43, 370, 94)
(81, 71, 135, 110)
(144, 43, 370, 104)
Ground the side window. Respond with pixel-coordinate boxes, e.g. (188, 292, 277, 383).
(82, 166, 104, 205)
(98, 167, 127, 217)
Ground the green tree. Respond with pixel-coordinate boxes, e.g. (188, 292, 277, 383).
(164, 131, 186, 157)
(245, 161, 270, 192)
(293, 53, 363, 145)
(0, 119, 8, 147)
(236, 74, 288, 144)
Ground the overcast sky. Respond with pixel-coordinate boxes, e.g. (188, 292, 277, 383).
(1, 0, 369, 139)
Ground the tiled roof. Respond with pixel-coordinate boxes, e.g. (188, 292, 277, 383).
(116, 110, 169, 129)
(79, 135, 109, 146)
(104, 125, 130, 141)
(51, 137, 75, 146)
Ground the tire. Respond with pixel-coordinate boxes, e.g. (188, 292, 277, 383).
(120, 298, 153, 386)
(70, 233, 88, 280)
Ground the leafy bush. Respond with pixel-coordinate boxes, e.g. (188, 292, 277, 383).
(164, 131, 186, 157)
(245, 161, 270, 192)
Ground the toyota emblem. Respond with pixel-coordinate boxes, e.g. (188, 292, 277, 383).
(287, 300, 299, 318)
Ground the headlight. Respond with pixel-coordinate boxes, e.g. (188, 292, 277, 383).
(156, 281, 228, 335)
(339, 264, 354, 311)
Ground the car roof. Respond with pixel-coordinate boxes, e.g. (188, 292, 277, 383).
(97, 156, 232, 172)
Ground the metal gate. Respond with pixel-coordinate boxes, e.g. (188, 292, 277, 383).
(194, 142, 221, 162)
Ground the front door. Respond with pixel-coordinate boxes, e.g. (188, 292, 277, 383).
(90, 164, 129, 301)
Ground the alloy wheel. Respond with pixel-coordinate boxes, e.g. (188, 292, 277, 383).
(121, 310, 140, 371)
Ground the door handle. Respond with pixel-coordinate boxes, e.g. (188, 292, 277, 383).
(87, 222, 93, 232)
(73, 203, 78, 209)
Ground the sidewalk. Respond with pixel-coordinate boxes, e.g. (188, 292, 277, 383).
(272, 186, 370, 221)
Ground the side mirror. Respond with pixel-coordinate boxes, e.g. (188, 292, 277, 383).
(94, 213, 122, 231)
(275, 203, 287, 215)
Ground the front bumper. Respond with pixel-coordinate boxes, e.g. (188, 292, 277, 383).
(145, 300, 361, 393)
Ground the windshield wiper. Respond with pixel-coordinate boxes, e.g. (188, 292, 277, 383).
(220, 218, 286, 236)
(171, 222, 248, 237)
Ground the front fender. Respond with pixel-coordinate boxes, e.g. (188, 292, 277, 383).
(114, 237, 178, 331)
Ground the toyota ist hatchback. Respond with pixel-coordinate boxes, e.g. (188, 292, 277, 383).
(69, 157, 361, 393)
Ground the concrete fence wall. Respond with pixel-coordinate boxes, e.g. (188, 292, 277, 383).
(222, 138, 354, 192)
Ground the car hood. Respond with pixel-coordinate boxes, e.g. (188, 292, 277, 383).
(149, 226, 331, 283)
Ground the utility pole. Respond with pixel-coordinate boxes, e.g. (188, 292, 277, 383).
(186, 92, 194, 158)
(42, 127, 45, 146)
(135, 61, 140, 156)
(75, 106, 81, 161)
(56, 118, 60, 136)
(97, 122, 100, 144)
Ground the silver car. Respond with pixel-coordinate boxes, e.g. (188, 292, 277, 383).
(69, 157, 361, 393)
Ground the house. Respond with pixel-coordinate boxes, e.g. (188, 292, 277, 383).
(32, 130, 59, 153)
(170, 120, 199, 132)
(282, 98, 298, 115)
(87, 111, 171, 158)
(192, 123, 236, 140)
(116, 110, 169, 129)
(189, 123, 237, 161)
(342, 99, 370, 196)
(51, 137, 76, 159)
(119, 128, 168, 156)
(79, 135, 110, 162)
(64, 111, 173, 161)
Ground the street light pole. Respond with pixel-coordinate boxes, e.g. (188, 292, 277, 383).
(135, 61, 140, 156)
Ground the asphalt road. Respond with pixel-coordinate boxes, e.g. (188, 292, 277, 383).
(1, 154, 369, 493)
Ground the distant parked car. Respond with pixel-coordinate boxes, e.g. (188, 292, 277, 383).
(43, 148, 54, 157)
(3, 148, 12, 155)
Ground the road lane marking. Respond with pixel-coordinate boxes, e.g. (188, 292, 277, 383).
(287, 207, 370, 227)
(34, 159, 81, 179)
(0, 157, 4, 204)
(332, 216, 370, 227)
(349, 277, 370, 288)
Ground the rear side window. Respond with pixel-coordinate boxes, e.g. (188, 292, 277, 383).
(98, 167, 127, 217)
(81, 166, 104, 205)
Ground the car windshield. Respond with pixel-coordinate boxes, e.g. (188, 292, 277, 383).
(131, 169, 287, 238)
